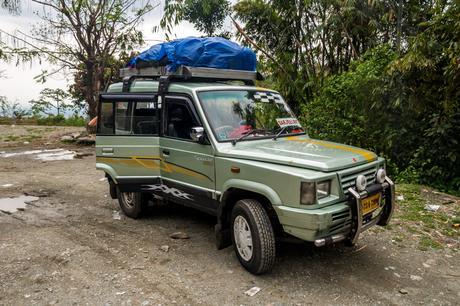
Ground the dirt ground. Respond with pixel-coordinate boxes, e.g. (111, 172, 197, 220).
(0, 125, 459, 305)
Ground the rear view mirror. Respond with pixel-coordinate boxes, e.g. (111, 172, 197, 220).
(190, 126, 206, 144)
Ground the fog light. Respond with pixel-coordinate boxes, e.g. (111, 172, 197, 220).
(355, 175, 367, 192)
(376, 168, 386, 184)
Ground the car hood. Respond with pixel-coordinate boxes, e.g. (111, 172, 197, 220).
(218, 135, 377, 172)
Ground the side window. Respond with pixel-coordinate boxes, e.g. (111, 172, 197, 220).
(165, 99, 198, 140)
(98, 98, 159, 135)
(133, 101, 159, 135)
(115, 102, 132, 135)
(99, 102, 114, 134)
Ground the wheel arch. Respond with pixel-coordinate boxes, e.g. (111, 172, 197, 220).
(217, 180, 282, 234)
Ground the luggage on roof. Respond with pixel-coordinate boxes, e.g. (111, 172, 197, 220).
(127, 37, 257, 72)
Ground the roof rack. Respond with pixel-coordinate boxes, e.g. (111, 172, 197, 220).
(120, 65, 258, 81)
(119, 65, 263, 93)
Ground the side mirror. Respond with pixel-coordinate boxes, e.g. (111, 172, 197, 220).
(190, 126, 206, 144)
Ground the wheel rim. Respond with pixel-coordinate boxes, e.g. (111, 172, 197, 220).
(233, 215, 253, 261)
(121, 192, 135, 209)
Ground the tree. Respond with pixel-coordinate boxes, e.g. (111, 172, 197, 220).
(8, 0, 157, 118)
(1, 0, 21, 14)
(0, 96, 29, 119)
(29, 88, 76, 116)
(159, 0, 230, 39)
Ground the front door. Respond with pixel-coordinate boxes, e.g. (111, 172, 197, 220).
(158, 96, 217, 214)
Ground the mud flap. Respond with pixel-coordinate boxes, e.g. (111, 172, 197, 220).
(215, 223, 232, 250)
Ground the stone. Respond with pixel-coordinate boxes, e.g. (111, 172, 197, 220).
(160, 245, 170, 252)
(170, 232, 190, 239)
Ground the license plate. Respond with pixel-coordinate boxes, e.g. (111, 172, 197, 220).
(361, 193, 381, 215)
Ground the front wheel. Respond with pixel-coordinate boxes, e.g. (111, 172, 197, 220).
(231, 199, 276, 274)
(117, 189, 148, 219)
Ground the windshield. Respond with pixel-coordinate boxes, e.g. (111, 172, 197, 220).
(198, 90, 304, 142)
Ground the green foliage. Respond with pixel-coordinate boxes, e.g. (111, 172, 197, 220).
(302, 11, 460, 193)
(159, 0, 230, 39)
(34, 114, 85, 127)
(29, 88, 79, 116)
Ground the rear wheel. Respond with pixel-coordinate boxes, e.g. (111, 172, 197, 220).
(230, 199, 276, 274)
(117, 189, 148, 219)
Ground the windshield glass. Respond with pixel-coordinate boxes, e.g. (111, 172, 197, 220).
(198, 90, 304, 142)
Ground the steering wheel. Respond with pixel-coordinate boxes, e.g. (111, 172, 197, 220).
(214, 125, 235, 139)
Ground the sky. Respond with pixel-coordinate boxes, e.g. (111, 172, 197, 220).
(0, 0, 210, 107)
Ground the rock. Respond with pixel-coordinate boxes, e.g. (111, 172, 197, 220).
(31, 273, 45, 284)
(410, 275, 423, 281)
(61, 135, 74, 142)
(399, 288, 408, 295)
(170, 232, 190, 239)
(76, 136, 95, 145)
(71, 132, 81, 139)
(74, 152, 93, 159)
(424, 204, 440, 212)
(396, 195, 404, 201)
(160, 245, 170, 252)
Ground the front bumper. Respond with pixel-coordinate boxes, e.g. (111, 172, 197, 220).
(347, 176, 395, 243)
(274, 176, 395, 245)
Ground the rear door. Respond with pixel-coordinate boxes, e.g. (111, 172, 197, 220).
(96, 93, 161, 191)
(158, 95, 217, 214)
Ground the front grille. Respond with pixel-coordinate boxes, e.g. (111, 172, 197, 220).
(330, 209, 351, 234)
(340, 166, 377, 196)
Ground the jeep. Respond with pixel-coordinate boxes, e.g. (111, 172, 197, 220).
(96, 66, 394, 274)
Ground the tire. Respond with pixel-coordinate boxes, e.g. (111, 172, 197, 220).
(230, 199, 276, 274)
(117, 189, 148, 219)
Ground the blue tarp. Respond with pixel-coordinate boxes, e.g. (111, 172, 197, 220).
(128, 37, 257, 72)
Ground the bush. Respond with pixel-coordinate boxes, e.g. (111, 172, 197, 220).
(35, 115, 86, 126)
(300, 44, 460, 194)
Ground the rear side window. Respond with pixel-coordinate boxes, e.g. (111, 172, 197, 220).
(98, 99, 159, 135)
(99, 103, 114, 134)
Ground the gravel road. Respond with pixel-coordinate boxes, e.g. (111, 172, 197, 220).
(0, 126, 459, 305)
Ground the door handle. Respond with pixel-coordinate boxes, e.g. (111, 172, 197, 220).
(162, 149, 170, 157)
(102, 147, 114, 156)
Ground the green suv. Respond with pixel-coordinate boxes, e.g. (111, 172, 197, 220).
(96, 66, 394, 274)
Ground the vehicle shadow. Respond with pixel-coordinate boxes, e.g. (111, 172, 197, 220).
(142, 200, 399, 292)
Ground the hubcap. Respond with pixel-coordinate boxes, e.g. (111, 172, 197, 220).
(233, 215, 253, 261)
(121, 192, 135, 209)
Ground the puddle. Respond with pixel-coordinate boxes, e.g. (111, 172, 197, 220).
(0, 195, 39, 214)
(0, 149, 76, 161)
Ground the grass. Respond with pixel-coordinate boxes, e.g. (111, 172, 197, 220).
(394, 184, 459, 251)
(1, 133, 42, 143)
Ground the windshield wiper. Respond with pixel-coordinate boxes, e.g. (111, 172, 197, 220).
(273, 125, 302, 140)
(232, 129, 269, 145)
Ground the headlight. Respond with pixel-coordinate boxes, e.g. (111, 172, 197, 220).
(376, 168, 386, 184)
(300, 182, 315, 205)
(301, 180, 331, 204)
(316, 180, 331, 199)
(355, 175, 367, 192)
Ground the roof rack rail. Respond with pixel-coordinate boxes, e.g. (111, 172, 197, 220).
(120, 65, 260, 82)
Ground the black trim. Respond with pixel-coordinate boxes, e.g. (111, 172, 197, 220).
(118, 177, 160, 192)
(160, 178, 218, 216)
(100, 93, 156, 101)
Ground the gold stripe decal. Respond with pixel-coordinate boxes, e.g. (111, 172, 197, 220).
(286, 136, 376, 162)
(96, 156, 212, 181)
